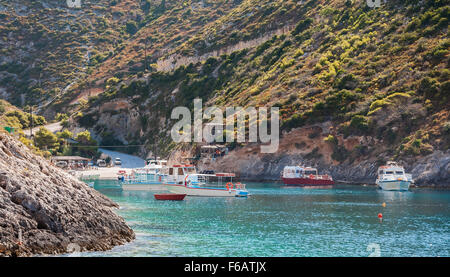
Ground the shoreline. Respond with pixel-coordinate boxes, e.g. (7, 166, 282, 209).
(75, 167, 450, 190)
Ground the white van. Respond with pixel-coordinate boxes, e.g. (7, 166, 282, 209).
(115, 158, 122, 166)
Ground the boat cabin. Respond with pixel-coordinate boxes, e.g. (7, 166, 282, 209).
(378, 162, 406, 175)
(283, 166, 318, 178)
(163, 164, 197, 184)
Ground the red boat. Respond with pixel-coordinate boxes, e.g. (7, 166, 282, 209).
(281, 166, 334, 186)
(154, 193, 187, 201)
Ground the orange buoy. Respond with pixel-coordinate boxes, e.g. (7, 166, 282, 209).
(226, 182, 233, 190)
(382, 202, 386, 207)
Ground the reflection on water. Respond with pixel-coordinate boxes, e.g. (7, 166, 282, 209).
(79, 181, 449, 257)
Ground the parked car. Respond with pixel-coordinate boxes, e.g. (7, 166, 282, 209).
(114, 158, 122, 166)
(97, 159, 107, 167)
(55, 161, 68, 168)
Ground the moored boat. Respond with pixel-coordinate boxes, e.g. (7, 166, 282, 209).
(154, 193, 186, 201)
(119, 159, 168, 190)
(376, 161, 412, 191)
(281, 166, 334, 186)
(163, 165, 249, 197)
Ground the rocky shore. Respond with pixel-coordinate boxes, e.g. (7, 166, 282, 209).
(0, 132, 135, 257)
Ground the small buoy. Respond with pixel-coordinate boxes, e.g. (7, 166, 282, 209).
(382, 202, 386, 207)
(378, 213, 383, 218)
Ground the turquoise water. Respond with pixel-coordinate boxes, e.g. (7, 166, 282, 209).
(80, 181, 450, 257)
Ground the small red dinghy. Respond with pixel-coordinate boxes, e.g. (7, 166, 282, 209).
(154, 193, 186, 201)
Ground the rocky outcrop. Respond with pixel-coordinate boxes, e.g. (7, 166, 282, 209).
(410, 150, 450, 187)
(0, 132, 135, 257)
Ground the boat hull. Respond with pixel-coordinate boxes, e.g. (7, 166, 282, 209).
(154, 193, 186, 201)
(282, 177, 334, 186)
(377, 180, 411, 191)
(165, 184, 246, 197)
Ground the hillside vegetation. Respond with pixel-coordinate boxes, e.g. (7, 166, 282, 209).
(0, 0, 449, 171)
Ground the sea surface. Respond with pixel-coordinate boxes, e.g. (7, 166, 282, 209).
(76, 180, 450, 257)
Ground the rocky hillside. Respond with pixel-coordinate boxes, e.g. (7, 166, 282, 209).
(0, 1, 449, 185)
(0, 0, 241, 110)
(0, 132, 134, 256)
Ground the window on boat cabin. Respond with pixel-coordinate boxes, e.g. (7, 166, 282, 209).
(185, 167, 195, 173)
(178, 168, 184, 175)
(385, 171, 394, 174)
(395, 171, 404, 175)
(304, 170, 317, 175)
(378, 170, 383, 175)
(169, 168, 174, 175)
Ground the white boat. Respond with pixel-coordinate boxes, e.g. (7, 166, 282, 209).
(376, 161, 413, 191)
(119, 159, 168, 190)
(163, 164, 249, 197)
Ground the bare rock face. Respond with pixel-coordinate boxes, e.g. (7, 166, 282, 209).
(0, 132, 135, 256)
(410, 150, 450, 187)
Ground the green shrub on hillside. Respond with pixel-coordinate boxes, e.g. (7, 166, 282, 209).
(4, 110, 46, 129)
(34, 127, 59, 152)
(368, 93, 411, 115)
(350, 115, 370, 132)
(126, 21, 138, 35)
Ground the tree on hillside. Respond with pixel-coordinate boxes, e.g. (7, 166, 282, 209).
(142, 0, 151, 14)
(155, 0, 166, 14)
(56, 129, 73, 140)
(34, 127, 59, 152)
(126, 21, 138, 35)
(74, 130, 99, 158)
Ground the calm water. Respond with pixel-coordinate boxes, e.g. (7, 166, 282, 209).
(78, 181, 449, 257)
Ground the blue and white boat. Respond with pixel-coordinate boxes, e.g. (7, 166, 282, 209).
(163, 165, 249, 197)
(376, 161, 413, 191)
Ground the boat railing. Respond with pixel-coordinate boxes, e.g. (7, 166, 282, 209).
(165, 175, 196, 185)
(184, 174, 245, 190)
(122, 172, 165, 184)
(306, 174, 332, 180)
(234, 182, 246, 190)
